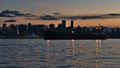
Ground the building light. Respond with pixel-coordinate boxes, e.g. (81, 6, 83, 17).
(96, 27, 99, 30)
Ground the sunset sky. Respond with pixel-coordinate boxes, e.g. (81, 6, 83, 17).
(1, 0, 120, 15)
(1, 0, 120, 27)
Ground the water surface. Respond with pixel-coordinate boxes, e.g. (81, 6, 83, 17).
(0, 39, 120, 68)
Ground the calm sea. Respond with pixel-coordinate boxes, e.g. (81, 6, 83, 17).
(0, 39, 120, 68)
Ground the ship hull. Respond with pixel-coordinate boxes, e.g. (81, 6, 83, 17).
(44, 32, 107, 40)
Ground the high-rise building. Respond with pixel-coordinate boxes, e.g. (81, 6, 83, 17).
(62, 20, 66, 28)
(71, 20, 74, 28)
(49, 24, 55, 30)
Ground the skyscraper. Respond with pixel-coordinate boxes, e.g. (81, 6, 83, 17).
(71, 20, 74, 28)
(62, 20, 66, 28)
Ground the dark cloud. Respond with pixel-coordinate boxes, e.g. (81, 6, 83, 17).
(0, 9, 37, 18)
(106, 13, 120, 16)
(61, 16, 101, 20)
(1, 9, 24, 17)
(25, 13, 37, 17)
(53, 13, 60, 16)
(4, 19, 16, 22)
(1, 9, 120, 20)
(61, 13, 120, 20)
(80, 16, 101, 19)
(0, 13, 14, 17)
(39, 15, 58, 20)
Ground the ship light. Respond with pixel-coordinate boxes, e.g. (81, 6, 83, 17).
(48, 26, 50, 29)
(72, 31, 74, 34)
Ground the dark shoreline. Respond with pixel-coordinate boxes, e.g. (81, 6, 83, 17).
(0, 36, 44, 39)
(0, 37, 120, 40)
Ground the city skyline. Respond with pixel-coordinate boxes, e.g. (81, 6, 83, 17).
(0, 20, 120, 39)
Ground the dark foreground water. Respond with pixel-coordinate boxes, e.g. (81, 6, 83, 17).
(0, 39, 120, 68)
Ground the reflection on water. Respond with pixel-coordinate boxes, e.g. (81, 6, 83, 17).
(0, 39, 120, 68)
(96, 39, 101, 44)
(47, 40, 50, 68)
(95, 40, 102, 68)
(71, 40, 76, 68)
(72, 40, 75, 55)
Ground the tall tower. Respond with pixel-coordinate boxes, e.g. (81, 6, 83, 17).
(71, 20, 74, 28)
(62, 20, 66, 28)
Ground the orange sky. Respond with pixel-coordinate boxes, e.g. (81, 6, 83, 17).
(1, 17, 120, 27)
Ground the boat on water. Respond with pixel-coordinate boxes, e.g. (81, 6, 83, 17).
(44, 30, 107, 40)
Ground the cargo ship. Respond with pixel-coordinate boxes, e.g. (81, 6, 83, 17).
(44, 30, 107, 40)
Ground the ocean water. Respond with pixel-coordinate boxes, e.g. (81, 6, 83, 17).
(0, 39, 120, 68)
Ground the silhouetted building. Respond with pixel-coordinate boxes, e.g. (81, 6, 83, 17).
(2, 23, 8, 38)
(49, 24, 55, 30)
(1, 20, 120, 39)
(33, 25, 47, 37)
(70, 20, 74, 28)
(9, 24, 17, 38)
(62, 20, 66, 28)
(58, 23, 63, 29)
(27, 23, 33, 36)
(18, 24, 27, 36)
